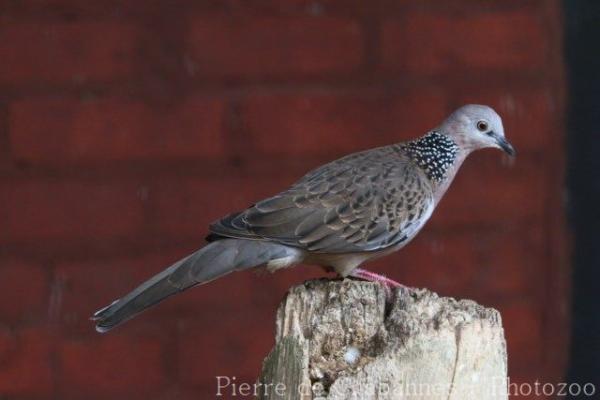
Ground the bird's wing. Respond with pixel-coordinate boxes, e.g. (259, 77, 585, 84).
(209, 146, 434, 254)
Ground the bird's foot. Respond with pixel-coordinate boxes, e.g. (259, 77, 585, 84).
(349, 268, 411, 301)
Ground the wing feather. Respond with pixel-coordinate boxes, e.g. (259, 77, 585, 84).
(209, 146, 434, 253)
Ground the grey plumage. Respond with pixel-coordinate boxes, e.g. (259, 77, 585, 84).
(92, 239, 300, 332)
(93, 104, 515, 332)
(210, 144, 434, 254)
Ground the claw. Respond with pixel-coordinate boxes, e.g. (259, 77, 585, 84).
(349, 268, 411, 302)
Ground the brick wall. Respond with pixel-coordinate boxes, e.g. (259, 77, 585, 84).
(0, 1, 567, 399)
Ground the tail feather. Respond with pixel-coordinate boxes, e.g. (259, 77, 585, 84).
(92, 239, 299, 333)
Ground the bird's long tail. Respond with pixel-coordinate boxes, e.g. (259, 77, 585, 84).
(92, 239, 299, 333)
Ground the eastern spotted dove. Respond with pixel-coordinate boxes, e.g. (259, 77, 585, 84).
(93, 104, 515, 332)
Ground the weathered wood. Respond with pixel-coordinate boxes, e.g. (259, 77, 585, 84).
(258, 279, 507, 400)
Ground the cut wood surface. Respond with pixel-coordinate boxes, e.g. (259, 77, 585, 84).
(258, 279, 507, 400)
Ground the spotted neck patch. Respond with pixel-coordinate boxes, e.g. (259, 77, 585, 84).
(399, 131, 459, 182)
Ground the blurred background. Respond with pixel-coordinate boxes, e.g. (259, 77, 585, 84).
(0, 0, 596, 399)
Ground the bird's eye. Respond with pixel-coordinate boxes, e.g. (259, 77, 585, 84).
(476, 120, 489, 132)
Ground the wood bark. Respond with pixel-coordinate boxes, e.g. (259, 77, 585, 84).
(258, 279, 507, 400)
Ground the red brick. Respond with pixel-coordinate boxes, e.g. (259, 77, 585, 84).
(3, 0, 146, 16)
(186, 15, 363, 78)
(0, 260, 49, 324)
(432, 155, 546, 226)
(9, 95, 226, 164)
(373, 232, 479, 294)
(12, 0, 364, 18)
(241, 90, 447, 156)
(476, 225, 544, 294)
(150, 175, 296, 237)
(364, 223, 542, 298)
(0, 5, 567, 394)
(0, 22, 139, 85)
(0, 181, 144, 241)
(0, 327, 54, 397)
(58, 334, 166, 399)
(177, 315, 274, 388)
(193, 0, 366, 16)
(382, 11, 548, 73)
(501, 301, 544, 372)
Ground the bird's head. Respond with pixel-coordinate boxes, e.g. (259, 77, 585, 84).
(440, 104, 515, 156)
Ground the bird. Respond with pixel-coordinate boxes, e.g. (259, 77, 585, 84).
(92, 104, 515, 333)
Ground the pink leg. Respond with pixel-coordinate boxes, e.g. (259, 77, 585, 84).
(349, 268, 411, 299)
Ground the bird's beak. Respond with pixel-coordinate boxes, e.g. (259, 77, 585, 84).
(490, 131, 516, 156)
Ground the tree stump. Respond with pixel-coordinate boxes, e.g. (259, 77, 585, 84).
(257, 279, 507, 400)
